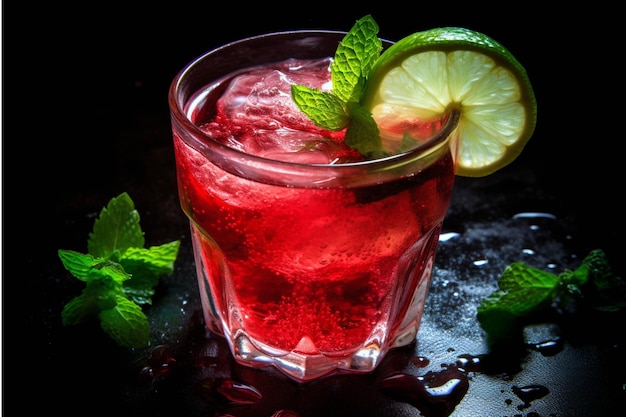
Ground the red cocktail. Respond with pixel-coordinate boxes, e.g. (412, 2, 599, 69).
(169, 31, 458, 381)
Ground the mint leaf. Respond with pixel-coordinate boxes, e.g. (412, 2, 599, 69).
(62, 293, 100, 326)
(400, 134, 420, 153)
(573, 249, 626, 312)
(344, 102, 382, 156)
(99, 295, 151, 349)
(290, 86, 348, 130)
(88, 191, 144, 258)
(291, 15, 383, 157)
(61, 256, 130, 325)
(59, 249, 130, 284)
(581, 248, 617, 288)
(477, 263, 559, 345)
(331, 15, 381, 103)
(482, 263, 560, 315)
(477, 249, 623, 347)
(120, 241, 181, 305)
(59, 193, 180, 349)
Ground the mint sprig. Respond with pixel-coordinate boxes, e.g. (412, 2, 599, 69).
(291, 15, 384, 157)
(59, 192, 181, 348)
(477, 249, 625, 346)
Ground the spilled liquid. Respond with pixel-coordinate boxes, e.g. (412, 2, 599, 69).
(138, 345, 177, 381)
(512, 384, 550, 408)
(195, 378, 262, 407)
(380, 366, 469, 417)
(523, 323, 564, 357)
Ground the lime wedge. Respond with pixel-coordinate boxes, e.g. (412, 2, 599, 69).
(363, 27, 537, 177)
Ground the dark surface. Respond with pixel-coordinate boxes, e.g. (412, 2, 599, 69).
(7, 4, 625, 416)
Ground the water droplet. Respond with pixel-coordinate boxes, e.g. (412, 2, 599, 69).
(512, 212, 557, 220)
(512, 384, 549, 406)
(473, 259, 488, 266)
(523, 323, 563, 356)
(439, 232, 460, 242)
(522, 248, 535, 255)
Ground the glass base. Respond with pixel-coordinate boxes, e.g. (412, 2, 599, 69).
(227, 322, 420, 382)
(190, 221, 437, 382)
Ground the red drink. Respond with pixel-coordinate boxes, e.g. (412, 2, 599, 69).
(169, 32, 458, 381)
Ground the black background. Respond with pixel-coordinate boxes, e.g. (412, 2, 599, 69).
(6, 2, 625, 415)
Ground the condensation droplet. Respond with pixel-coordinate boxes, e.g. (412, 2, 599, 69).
(439, 232, 461, 242)
(512, 212, 557, 220)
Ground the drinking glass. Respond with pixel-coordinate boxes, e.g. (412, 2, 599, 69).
(169, 30, 459, 382)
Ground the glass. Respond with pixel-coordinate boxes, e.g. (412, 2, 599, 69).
(168, 31, 460, 382)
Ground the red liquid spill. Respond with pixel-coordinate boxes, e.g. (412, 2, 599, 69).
(270, 410, 300, 417)
(195, 378, 262, 407)
(138, 345, 177, 381)
(412, 356, 431, 368)
(380, 366, 469, 417)
(456, 353, 482, 372)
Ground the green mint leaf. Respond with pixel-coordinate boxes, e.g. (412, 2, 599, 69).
(495, 262, 560, 305)
(477, 262, 560, 345)
(344, 102, 382, 156)
(581, 248, 615, 289)
(120, 241, 181, 305)
(59, 250, 130, 285)
(58, 250, 103, 282)
(291, 85, 348, 130)
(99, 295, 151, 348)
(59, 193, 181, 349)
(62, 293, 99, 326)
(576, 249, 626, 312)
(60, 259, 130, 325)
(477, 249, 622, 347)
(400, 134, 420, 153)
(291, 15, 384, 156)
(123, 241, 181, 276)
(560, 266, 589, 290)
(88, 192, 145, 258)
(331, 15, 381, 103)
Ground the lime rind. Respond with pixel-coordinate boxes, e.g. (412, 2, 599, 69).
(363, 27, 537, 177)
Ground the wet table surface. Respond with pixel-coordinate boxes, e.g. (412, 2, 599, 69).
(9, 7, 625, 417)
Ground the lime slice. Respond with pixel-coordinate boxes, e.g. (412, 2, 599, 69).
(363, 27, 537, 177)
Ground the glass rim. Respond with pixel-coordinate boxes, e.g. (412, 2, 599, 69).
(168, 30, 459, 187)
